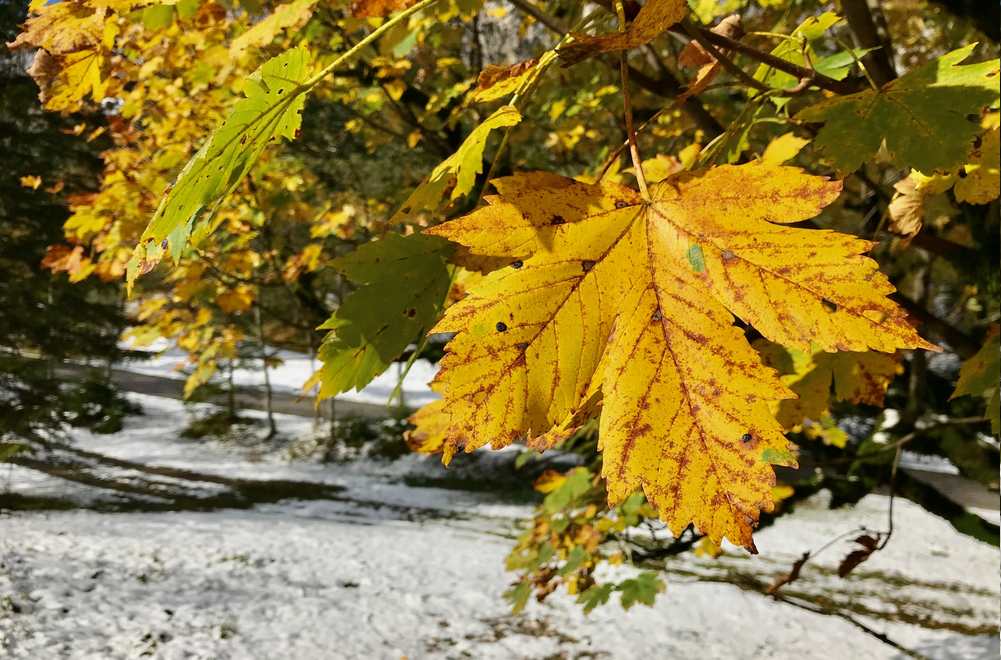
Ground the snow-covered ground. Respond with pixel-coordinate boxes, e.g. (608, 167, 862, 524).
(1, 394, 998, 659)
(119, 340, 440, 408)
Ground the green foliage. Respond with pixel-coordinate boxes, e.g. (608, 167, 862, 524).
(798, 46, 1001, 173)
(0, 442, 27, 461)
(313, 233, 452, 398)
(617, 572, 666, 610)
(952, 328, 1001, 433)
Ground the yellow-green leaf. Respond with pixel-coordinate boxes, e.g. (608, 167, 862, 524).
(392, 105, 521, 222)
(127, 46, 312, 288)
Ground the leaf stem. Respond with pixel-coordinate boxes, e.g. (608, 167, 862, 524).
(615, 0, 649, 199)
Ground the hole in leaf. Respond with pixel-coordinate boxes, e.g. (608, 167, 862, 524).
(821, 298, 838, 313)
(496, 321, 508, 332)
(549, 215, 566, 225)
(512, 260, 523, 269)
(581, 260, 595, 272)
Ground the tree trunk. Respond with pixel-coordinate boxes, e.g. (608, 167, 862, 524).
(227, 361, 236, 421)
(255, 302, 277, 439)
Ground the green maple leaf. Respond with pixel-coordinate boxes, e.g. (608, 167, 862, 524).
(797, 45, 1000, 174)
(127, 46, 312, 287)
(618, 572, 665, 610)
(312, 233, 451, 399)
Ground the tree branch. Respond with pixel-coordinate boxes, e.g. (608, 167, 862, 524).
(507, 0, 723, 137)
(687, 24, 866, 95)
(841, 0, 898, 86)
(680, 18, 770, 93)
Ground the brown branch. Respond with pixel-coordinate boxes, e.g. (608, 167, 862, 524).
(680, 18, 769, 93)
(841, 0, 897, 86)
(506, 0, 563, 33)
(507, 0, 723, 137)
(686, 24, 865, 95)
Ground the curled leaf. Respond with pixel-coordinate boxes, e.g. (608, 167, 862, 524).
(559, 0, 687, 66)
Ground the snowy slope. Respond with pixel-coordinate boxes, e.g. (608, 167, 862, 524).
(118, 341, 440, 408)
(1, 394, 998, 659)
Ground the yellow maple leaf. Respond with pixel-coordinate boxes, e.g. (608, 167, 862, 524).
(421, 161, 932, 548)
(229, 0, 317, 57)
(8, 2, 105, 54)
(469, 58, 539, 104)
(404, 399, 454, 460)
(761, 133, 810, 165)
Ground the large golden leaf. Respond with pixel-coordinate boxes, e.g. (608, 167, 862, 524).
(422, 161, 932, 548)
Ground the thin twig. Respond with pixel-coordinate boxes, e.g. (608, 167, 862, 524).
(684, 23, 864, 95)
(680, 18, 770, 94)
(615, 0, 649, 198)
(507, 0, 723, 137)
